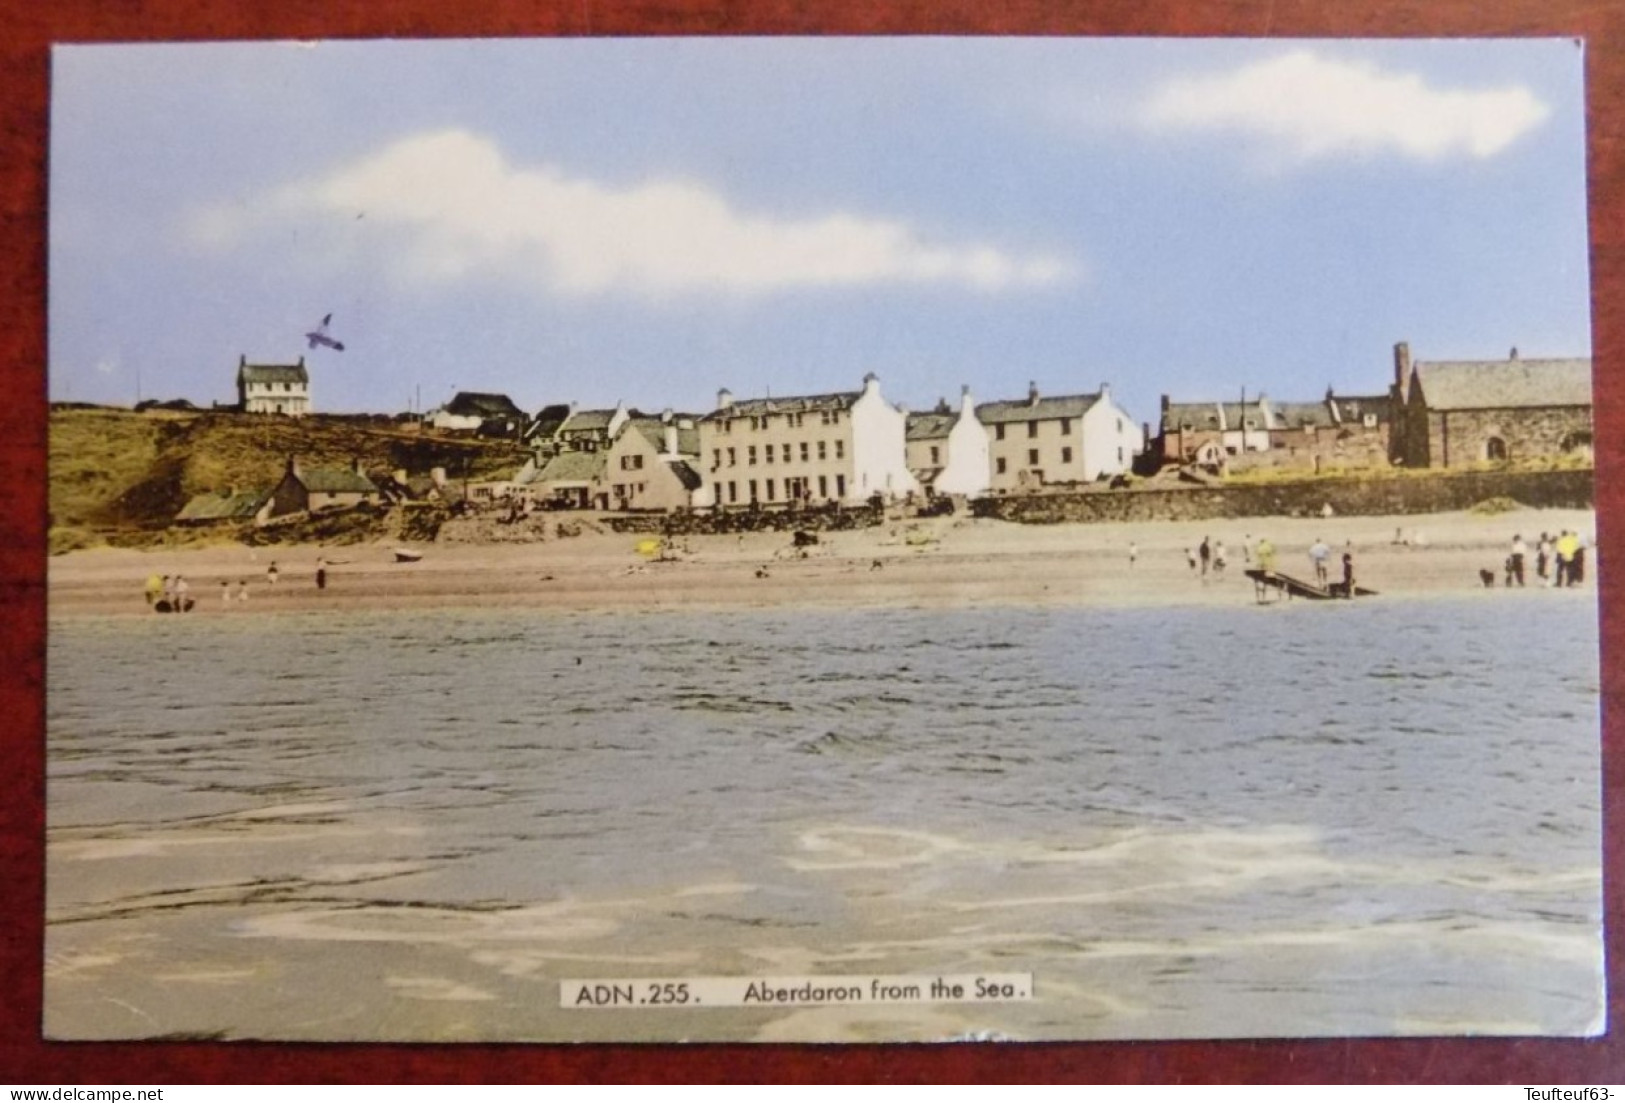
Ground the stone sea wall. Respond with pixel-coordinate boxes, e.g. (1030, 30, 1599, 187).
(971, 469, 1595, 525)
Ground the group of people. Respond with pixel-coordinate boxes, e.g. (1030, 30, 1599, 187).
(1184, 536, 1229, 578)
(141, 556, 333, 610)
(1505, 531, 1589, 588)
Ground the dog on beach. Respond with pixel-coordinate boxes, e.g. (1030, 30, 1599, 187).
(1478, 569, 1496, 588)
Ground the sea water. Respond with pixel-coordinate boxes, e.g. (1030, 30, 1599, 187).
(44, 596, 1603, 1041)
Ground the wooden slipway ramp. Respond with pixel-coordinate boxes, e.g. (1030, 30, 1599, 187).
(1245, 568, 1377, 603)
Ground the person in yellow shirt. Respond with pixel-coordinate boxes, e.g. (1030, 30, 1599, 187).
(143, 573, 162, 608)
(1256, 538, 1277, 574)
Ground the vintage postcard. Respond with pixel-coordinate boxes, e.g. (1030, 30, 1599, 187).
(44, 37, 1600, 1043)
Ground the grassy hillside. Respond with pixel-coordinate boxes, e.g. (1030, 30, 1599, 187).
(49, 406, 529, 552)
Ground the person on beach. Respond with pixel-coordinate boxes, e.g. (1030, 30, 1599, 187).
(1556, 531, 1578, 587)
(1537, 533, 1552, 581)
(1256, 538, 1277, 575)
(236, 579, 249, 603)
(1198, 537, 1211, 576)
(160, 574, 173, 604)
(1212, 540, 1226, 577)
(1128, 542, 1138, 569)
(221, 580, 232, 607)
(1308, 538, 1330, 587)
(315, 557, 328, 591)
(1242, 535, 1252, 564)
(143, 573, 162, 607)
(173, 575, 190, 612)
(1186, 548, 1198, 573)
(1573, 534, 1588, 586)
(1509, 534, 1527, 587)
(1341, 552, 1356, 598)
(267, 561, 279, 585)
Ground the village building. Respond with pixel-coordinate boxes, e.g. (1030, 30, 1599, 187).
(522, 404, 574, 450)
(695, 373, 917, 509)
(1156, 390, 1392, 474)
(1390, 342, 1594, 468)
(427, 392, 526, 438)
(174, 486, 275, 526)
(978, 383, 1142, 491)
(264, 456, 383, 521)
(549, 402, 631, 453)
(237, 356, 310, 416)
(518, 449, 610, 510)
(905, 387, 990, 497)
(603, 412, 705, 511)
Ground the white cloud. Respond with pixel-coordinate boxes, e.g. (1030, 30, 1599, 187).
(1140, 51, 1550, 164)
(189, 129, 1077, 298)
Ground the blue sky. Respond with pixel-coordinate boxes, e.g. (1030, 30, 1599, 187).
(49, 37, 1591, 428)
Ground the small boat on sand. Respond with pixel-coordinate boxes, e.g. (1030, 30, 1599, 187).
(392, 548, 424, 563)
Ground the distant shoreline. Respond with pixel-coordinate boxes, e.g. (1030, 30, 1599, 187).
(46, 508, 1599, 620)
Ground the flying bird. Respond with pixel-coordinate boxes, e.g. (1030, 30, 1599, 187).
(305, 314, 346, 352)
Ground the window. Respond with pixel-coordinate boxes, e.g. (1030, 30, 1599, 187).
(1061, 447, 1073, 464)
(727, 481, 738, 503)
(995, 424, 1006, 441)
(831, 411, 841, 426)
(1028, 449, 1040, 466)
(836, 474, 846, 497)
(720, 420, 731, 434)
(1485, 436, 1508, 462)
(1027, 421, 1038, 438)
(930, 446, 940, 465)
(748, 446, 758, 465)
(713, 482, 722, 504)
(784, 444, 793, 463)
(620, 455, 643, 470)
(764, 445, 773, 464)
(1118, 447, 1125, 464)
(765, 479, 775, 500)
(820, 411, 831, 425)
(800, 442, 809, 462)
(834, 440, 844, 459)
(1060, 418, 1072, 435)
(727, 447, 736, 467)
(1117, 417, 1123, 433)
(748, 479, 759, 502)
(817, 441, 827, 460)
(818, 475, 828, 498)
(996, 458, 1007, 475)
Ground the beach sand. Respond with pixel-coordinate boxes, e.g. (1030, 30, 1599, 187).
(47, 508, 1599, 618)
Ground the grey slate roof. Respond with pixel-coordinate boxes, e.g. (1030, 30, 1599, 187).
(298, 466, 379, 494)
(1328, 394, 1392, 425)
(534, 451, 608, 484)
(702, 392, 860, 421)
(559, 408, 620, 434)
(906, 413, 957, 441)
(977, 393, 1100, 425)
(175, 487, 272, 522)
(238, 362, 308, 385)
(668, 460, 703, 491)
(1269, 401, 1337, 430)
(443, 391, 524, 419)
(626, 417, 701, 456)
(1412, 358, 1593, 411)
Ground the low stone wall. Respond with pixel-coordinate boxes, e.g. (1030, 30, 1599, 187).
(605, 503, 884, 536)
(971, 469, 1595, 525)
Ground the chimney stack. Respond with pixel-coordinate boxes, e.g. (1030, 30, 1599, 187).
(1028, 381, 1039, 406)
(664, 421, 679, 457)
(351, 457, 365, 476)
(717, 388, 734, 411)
(286, 454, 301, 479)
(1394, 341, 1412, 404)
(431, 466, 447, 488)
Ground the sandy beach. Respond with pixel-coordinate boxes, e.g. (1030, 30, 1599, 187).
(47, 508, 1600, 617)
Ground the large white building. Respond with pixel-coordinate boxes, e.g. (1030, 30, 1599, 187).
(977, 383, 1142, 490)
(237, 356, 310, 416)
(696, 373, 918, 508)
